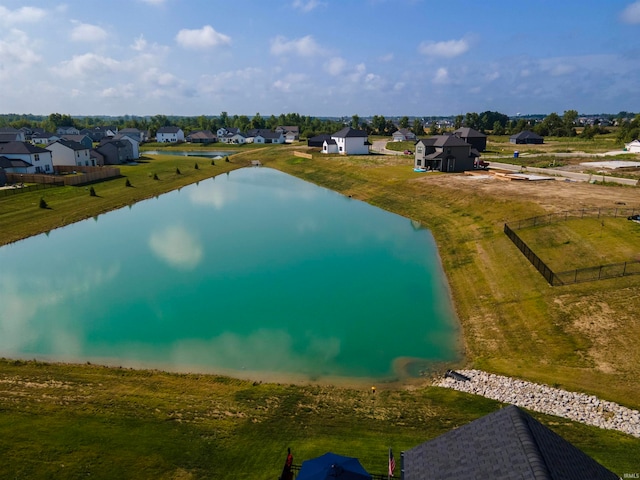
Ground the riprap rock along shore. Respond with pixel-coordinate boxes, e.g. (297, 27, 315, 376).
(435, 369, 640, 438)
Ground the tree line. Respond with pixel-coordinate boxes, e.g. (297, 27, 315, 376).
(0, 110, 637, 141)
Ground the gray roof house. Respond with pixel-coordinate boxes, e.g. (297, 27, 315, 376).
(61, 134, 93, 150)
(453, 127, 487, 152)
(0, 127, 26, 142)
(510, 130, 544, 144)
(186, 130, 217, 144)
(245, 129, 285, 144)
(275, 125, 300, 143)
(0, 141, 54, 173)
(414, 135, 479, 172)
(94, 139, 134, 165)
(392, 128, 417, 142)
(401, 405, 618, 479)
(0, 155, 33, 174)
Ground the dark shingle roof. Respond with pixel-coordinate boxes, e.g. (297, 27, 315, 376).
(0, 141, 49, 155)
(454, 127, 487, 138)
(0, 156, 32, 169)
(402, 405, 618, 480)
(332, 127, 368, 138)
(47, 139, 88, 151)
(511, 130, 543, 140)
(157, 126, 182, 134)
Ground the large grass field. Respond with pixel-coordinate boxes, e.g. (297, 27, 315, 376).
(1, 141, 640, 477)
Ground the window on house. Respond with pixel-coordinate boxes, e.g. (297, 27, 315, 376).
(34, 154, 40, 161)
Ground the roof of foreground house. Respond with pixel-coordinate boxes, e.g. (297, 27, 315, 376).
(332, 127, 368, 138)
(454, 127, 487, 138)
(0, 141, 49, 155)
(402, 405, 618, 480)
(510, 130, 543, 140)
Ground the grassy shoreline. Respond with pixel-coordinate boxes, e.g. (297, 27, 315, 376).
(1, 143, 640, 476)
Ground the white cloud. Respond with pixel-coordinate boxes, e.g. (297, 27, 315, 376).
(52, 53, 121, 79)
(198, 67, 263, 95)
(149, 226, 203, 270)
(620, 1, 640, 24)
(131, 35, 148, 51)
(273, 73, 309, 92)
(0, 6, 46, 27)
(270, 35, 326, 57)
(393, 82, 405, 91)
(347, 63, 367, 83)
(433, 67, 449, 84)
(419, 38, 469, 58)
(292, 0, 325, 12)
(70, 22, 108, 42)
(0, 29, 42, 78)
(379, 53, 394, 62)
(176, 25, 231, 49)
(324, 57, 346, 76)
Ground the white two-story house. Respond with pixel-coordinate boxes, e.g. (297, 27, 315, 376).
(322, 127, 370, 155)
(0, 141, 54, 173)
(156, 126, 185, 143)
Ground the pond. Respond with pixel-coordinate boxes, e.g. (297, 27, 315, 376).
(0, 168, 461, 382)
(144, 150, 234, 159)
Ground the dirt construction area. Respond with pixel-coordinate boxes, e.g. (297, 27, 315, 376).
(415, 172, 640, 214)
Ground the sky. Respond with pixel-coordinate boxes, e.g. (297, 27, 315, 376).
(0, 0, 639, 118)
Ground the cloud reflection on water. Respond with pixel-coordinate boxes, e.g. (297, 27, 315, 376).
(148, 225, 203, 270)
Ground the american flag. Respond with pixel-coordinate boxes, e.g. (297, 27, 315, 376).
(388, 448, 396, 477)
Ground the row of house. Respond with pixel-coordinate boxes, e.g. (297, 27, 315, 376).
(156, 125, 301, 144)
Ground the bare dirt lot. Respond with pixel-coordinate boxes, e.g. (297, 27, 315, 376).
(416, 173, 640, 214)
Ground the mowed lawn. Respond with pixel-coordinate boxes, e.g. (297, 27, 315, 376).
(515, 217, 640, 271)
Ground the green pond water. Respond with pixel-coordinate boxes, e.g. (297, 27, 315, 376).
(0, 167, 460, 381)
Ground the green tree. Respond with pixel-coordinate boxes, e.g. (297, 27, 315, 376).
(250, 113, 264, 130)
(351, 114, 360, 129)
(454, 115, 463, 129)
(398, 116, 409, 129)
(492, 121, 505, 135)
(428, 121, 439, 136)
(411, 118, 424, 137)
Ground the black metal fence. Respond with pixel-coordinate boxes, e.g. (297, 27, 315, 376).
(0, 182, 62, 198)
(508, 207, 639, 231)
(504, 209, 640, 286)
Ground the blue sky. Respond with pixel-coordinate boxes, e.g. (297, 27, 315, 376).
(1, 0, 639, 117)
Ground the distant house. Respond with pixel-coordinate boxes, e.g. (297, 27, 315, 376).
(453, 127, 487, 152)
(625, 139, 640, 153)
(80, 126, 118, 142)
(56, 125, 80, 136)
(510, 130, 544, 144)
(61, 134, 93, 150)
(0, 127, 26, 142)
(392, 128, 416, 142)
(105, 134, 140, 160)
(46, 139, 92, 167)
(402, 405, 618, 479)
(245, 129, 285, 144)
(275, 126, 300, 143)
(414, 135, 479, 172)
(119, 128, 147, 143)
(322, 127, 370, 155)
(186, 130, 217, 144)
(94, 139, 134, 165)
(0, 141, 54, 173)
(156, 126, 185, 143)
(31, 131, 60, 145)
(217, 127, 246, 144)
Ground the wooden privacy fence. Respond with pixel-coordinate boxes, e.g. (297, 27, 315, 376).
(504, 210, 640, 286)
(293, 151, 313, 160)
(6, 166, 121, 188)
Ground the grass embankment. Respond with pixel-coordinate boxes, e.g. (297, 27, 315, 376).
(1, 359, 637, 478)
(0, 148, 254, 246)
(1, 143, 640, 476)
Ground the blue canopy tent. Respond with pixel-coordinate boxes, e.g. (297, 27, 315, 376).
(296, 452, 371, 480)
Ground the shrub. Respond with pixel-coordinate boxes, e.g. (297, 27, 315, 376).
(211, 159, 215, 166)
(125, 178, 132, 187)
(153, 173, 159, 180)
(89, 186, 96, 197)
(176, 167, 181, 175)
(225, 156, 230, 163)
(39, 197, 48, 209)
(194, 163, 199, 170)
